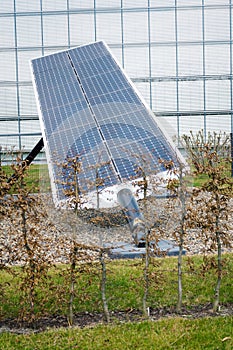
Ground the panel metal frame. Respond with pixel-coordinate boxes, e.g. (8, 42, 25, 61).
(31, 40, 186, 207)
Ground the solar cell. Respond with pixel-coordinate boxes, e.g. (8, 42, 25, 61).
(31, 41, 185, 208)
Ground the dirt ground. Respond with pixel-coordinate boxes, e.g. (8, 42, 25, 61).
(1, 303, 233, 334)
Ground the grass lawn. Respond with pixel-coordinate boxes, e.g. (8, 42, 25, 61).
(1, 316, 232, 349)
(1, 163, 50, 192)
(1, 255, 233, 318)
(0, 254, 232, 349)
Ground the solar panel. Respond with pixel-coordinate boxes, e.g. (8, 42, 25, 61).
(31, 41, 185, 208)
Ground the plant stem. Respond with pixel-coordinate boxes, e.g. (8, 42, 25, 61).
(68, 243, 78, 326)
(213, 231, 222, 312)
(142, 230, 150, 318)
(213, 195, 222, 312)
(100, 249, 110, 323)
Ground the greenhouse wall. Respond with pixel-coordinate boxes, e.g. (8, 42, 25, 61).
(0, 0, 232, 153)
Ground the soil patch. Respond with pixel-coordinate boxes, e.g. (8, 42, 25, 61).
(1, 303, 232, 334)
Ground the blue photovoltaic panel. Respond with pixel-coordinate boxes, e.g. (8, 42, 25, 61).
(31, 41, 184, 207)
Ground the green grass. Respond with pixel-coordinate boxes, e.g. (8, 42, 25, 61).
(1, 163, 50, 192)
(191, 160, 232, 187)
(1, 317, 232, 349)
(0, 254, 232, 349)
(1, 255, 232, 318)
(192, 173, 209, 187)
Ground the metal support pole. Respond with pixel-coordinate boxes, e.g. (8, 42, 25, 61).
(7, 137, 44, 188)
(117, 188, 145, 247)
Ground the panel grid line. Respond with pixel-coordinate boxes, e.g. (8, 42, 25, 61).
(31, 40, 185, 207)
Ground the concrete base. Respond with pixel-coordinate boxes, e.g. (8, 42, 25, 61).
(104, 239, 186, 259)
